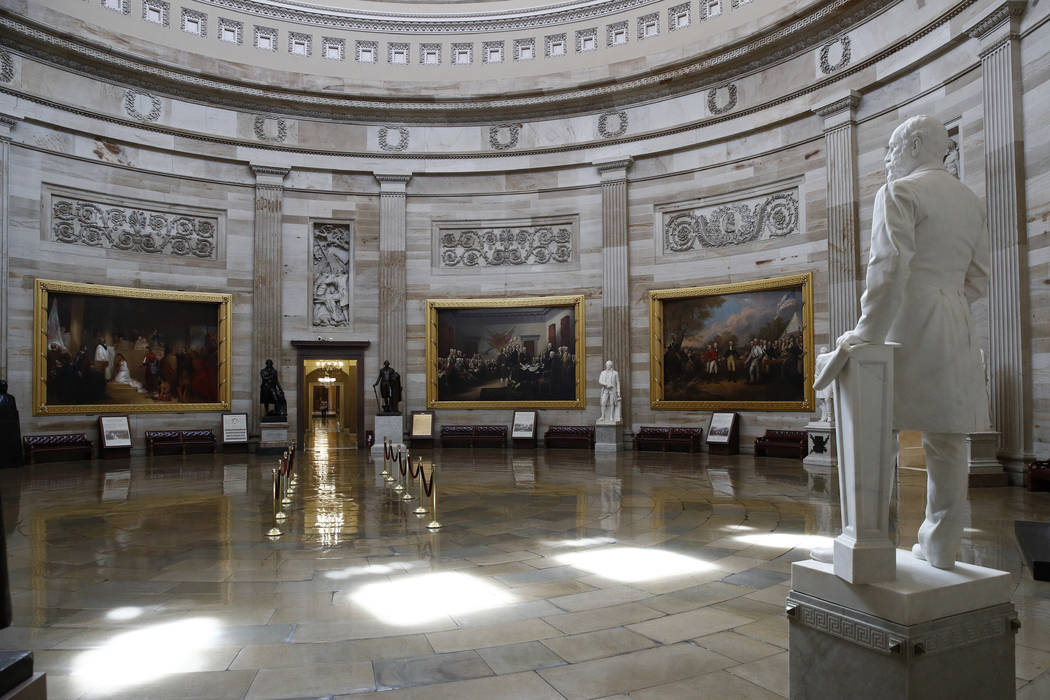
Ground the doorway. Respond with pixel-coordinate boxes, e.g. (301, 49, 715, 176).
(292, 340, 369, 448)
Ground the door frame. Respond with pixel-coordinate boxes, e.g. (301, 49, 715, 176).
(291, 340, 369, 448)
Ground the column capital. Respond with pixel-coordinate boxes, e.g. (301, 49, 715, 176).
(594, 156, 633, 182)
(0, 114, 19, 141)
(250, 165, 290, 188)
(965, 1, 1025, 50)
(812, 90, 861, 130)
(375, 172, 412, 193)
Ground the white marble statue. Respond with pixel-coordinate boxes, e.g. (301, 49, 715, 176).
(597, 360, 622, 425)
(836, 114, 990, 570)
(814, 345, 834, 425)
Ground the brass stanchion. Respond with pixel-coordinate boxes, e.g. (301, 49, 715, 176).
(267, 468, 283, 537)
(401, 448, 415, 502)
(281, 457, 292, 507)
(393, 446, 406, 494)
(426, 462, 441, 530)
(381, 437, 390, 478)
(414, 457, 428, 515)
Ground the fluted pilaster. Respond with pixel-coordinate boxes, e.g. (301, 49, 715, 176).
(596, 157, 633, 428)
(968, 1, 1031, 478)
(375, 173, 411, 416)
(813, 91, 861, 342)
(250, 165, 289, 434)
(0, 115, 17, 379)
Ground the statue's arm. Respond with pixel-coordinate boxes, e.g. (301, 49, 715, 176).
(849, 182, 918, 344)
(964, 212, 990, 304)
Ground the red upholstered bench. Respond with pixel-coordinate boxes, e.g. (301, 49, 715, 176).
(146, 430, 216, 456)
(754, 430, 808, 458)
(544, 425, 595, 449)
(633, 426, 670, 452)
(441, 425, 475, 448)
(23, 434, 93, 464)
(665, 427, 705, 453)
(440, 425, 506, 448)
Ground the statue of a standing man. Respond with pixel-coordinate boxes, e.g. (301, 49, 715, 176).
(259, 359, 287, 419)
(373, 361, 402, 415)
(836, 115, 989, 570)
(597, 360, 622, 425)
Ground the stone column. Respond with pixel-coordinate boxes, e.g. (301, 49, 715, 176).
(250, 165, 289, 434)
(813, 91, 861, 342)
(968, 1, 1031, 480)
(375, 173, 411, 417)
(0, 115, 17, 380)
(595, 157, 633, 429)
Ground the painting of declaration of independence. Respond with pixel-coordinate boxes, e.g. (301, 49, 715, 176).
(649, 273, 814, 411)
(33, 279, 232, 415)
(426, 295, 585, 409)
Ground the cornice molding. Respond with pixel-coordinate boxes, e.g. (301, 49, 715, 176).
(966, 0, 1026, 42)
(0, 0, 886, 122)
(198, 0, 663, 33)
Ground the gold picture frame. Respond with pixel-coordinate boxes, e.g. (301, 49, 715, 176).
(426, 295, 585, 409)
(649, 272, 814, 411)
(33, 278, 232, 415)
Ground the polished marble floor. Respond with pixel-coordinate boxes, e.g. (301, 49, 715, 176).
(1, 421, 1049, 699)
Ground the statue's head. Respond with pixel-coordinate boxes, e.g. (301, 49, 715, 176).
(0, 380, 6, 394)
(604, 360, 613, 370)
(265, 359, 273, 368)
(885, 115, 950, 182)
(383, 361, 390, 367)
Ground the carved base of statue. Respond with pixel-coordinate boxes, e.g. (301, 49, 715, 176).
(966, 431, 1009, 486)
(258, 420, 288, 454)
(594, 423, 623, 452)
(372, 414, 404, 454)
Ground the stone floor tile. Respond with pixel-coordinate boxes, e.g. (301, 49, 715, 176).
(476, 640, 566, 674)
(229, 635, 435, 669)
(726, 651, 790, 698)
(631, 669, 782, 699)
(694, 630, 783, 663)
(731, 615, 789, 649)
(245, 661, 375, 698)
(337, 670, 564, 699)
(627, 607, 754, 645)
(427, 618, 562, 653)
(644, 580, 752, 615)
(80, 669, 259, 700)
(374, 650, 493, 689)
(547, 585, 653, 612)
(540, 627, 656, 663)
(542, 602, 664, 635)
(1017, 644, 1050, 681)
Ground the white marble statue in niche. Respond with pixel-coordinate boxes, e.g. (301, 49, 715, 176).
(597, 360, 622, 425)
(312, 223, 351, 327)
(836, 114, 989, 570)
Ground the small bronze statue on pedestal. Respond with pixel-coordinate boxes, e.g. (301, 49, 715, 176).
(259, 359, 287, 421)
(0, 380, 22, 468)
(373, 361, 402, 415)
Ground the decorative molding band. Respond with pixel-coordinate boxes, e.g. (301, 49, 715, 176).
(196, 0, 673, 34)
(663, 186, 800, 252)
(48, 187, 220, 259)
(251, 165, 291, 178)
(123, 89, 161, 121)
(819, 35, 852, 74)
(597, 110, 629, 139)
(0, 50, 12, 83)
(813, 92, 861, 119)
(311, 221, 351, 328)
(378, 125, 410, 152)
(436, 217, 576, 268)
(253, 114, 287, 142)
(967, 0, 1026, 41)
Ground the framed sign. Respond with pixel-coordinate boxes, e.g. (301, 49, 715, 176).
(99, 415, 132, 448)
(425, 295, 585, 409)
(222, 413, 248, 444)
(512, 411, 537, 439)
(707, 413, 736, 444)
(411, 411, 435, 438)
(649, 273, 814, 411)
(33, 279, 232, 415)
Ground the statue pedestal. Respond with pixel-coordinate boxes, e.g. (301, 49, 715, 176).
(258, 421, 288, 454)
(594, 423, 623, 452)
(967, 431, 1009, 487)
(371, 414, 404, 455)
(788, 551, 1016, 700)
(832, 344, 897, 584)
(803, 421, 837, 491)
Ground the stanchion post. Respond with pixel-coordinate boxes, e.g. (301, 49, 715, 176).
(414, 457, 428, 515)
(427, 463, 441, 530)
(267, 468, 283, 536)
(394, 446, 405, 494)
(401, 448, 415, 501)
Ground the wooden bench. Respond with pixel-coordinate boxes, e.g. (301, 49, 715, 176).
(544, 425, 595, 449)
(23, 434, 93, 464)
(146, 429, 217, 456)
(754, 430, 808, 458)
(633, 426, 704, 453)
(440, 425, 507, 448)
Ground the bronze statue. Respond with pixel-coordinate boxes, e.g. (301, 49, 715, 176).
(0, 380, 21, 468)
(259, 359, 287, 419)
(373, 361, 402, 415)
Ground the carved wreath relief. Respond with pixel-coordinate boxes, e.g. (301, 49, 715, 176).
(51, 195, 217, 258)
(664, 188, 800, 252)
(311, 223, 351, 327)
(440, 224, 572, 267)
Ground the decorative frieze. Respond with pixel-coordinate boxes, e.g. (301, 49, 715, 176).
(662, 186, 800, 252)
(48, 189, 220, 259)
(180, 8, 207, 38)
(253, 25, 277, 51)
(545, 33, 567, 58)
(598, 111, 628, 139)
(253, 115, 287, 143)
(638, 13, 660, 39)
(311, 222, 352, 327)
(437, 220, 574, 268)
(489, 124, 520, 150)
(707, 84, 738, 115)
(123, 89, 161, 121)
(513, 38, 535, 61)
(142, 0, 170, 27)
(217, 18, 243, 44)
(607, 21, 629, 46)
(482, 41, 504, 63)
(378, 125, 409, 152)
(0, 51, 12, 83)
(819, 36, 851, 74)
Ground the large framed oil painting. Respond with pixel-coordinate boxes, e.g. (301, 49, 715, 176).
(649, 273, 814, 411)
(33, 279, 232, 415)
(426, 295, 585, 409)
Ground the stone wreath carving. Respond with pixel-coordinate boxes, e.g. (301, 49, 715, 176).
(312, 223, 351, 327)
(707, 84, 738, 116)
(598, 111, 628, 139)
(819, 36, 851, 74)
(378, 126, 409, 152)
(253, 115, 287, 143)
(489, 124, 520, 150)
(664, 189, 799, 252)
(0, 50, 13, 83)
(440, 225, 572, 267)
(123, 89, 161, 121)
(51, 195, 217, 258)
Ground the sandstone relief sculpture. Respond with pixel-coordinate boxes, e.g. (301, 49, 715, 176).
(311, 223, 351, 327)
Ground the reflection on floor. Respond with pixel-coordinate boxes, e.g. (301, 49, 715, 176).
(1, 441, 1048, 699)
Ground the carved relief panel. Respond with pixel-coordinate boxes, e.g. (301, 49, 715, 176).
(310, 221, 352, 327)
(433, 216, 577, 271)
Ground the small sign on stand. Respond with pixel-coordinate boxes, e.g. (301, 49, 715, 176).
(706, 412, 740, 455)
(409, 410, 436, 449)
(512, 411, 538, 449)
(98, 415, 132, 459)
(222, 413, 249, 452)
